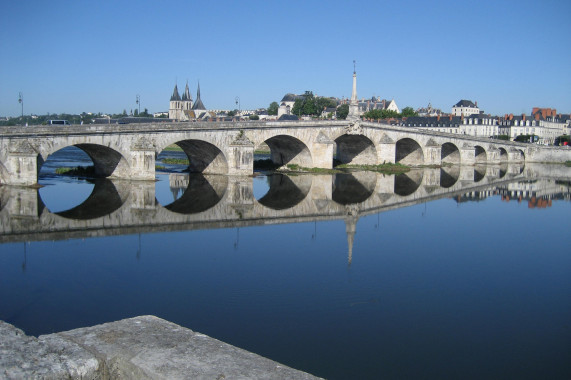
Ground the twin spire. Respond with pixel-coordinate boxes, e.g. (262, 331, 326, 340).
(170, 81, 205, 110)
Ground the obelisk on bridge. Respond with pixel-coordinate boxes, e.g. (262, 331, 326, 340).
(347, 60, 360, 121)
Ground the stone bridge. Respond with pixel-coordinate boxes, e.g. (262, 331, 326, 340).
(1, 120, 570, 185)
(2, 163, 570, 248)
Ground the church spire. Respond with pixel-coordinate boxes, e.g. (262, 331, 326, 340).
(192, 81, 206, 110)
(170, 83, 181, 101)
(182, 81, 192, 101)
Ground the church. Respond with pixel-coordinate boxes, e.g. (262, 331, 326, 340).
(168, 82, 208, 121)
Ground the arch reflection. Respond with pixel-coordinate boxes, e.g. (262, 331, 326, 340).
(53, 179, 126, 220)
(257, 174, 311, 210)
(332, 172, 376, 205)
(394, 170, 423, 196)
(164, 174, 228, 214)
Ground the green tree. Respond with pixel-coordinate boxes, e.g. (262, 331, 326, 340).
(401, 107, 417, 117)
(363, 109, 400, 120)
(268, 102, 279, 116)
(291, 99, 304, 117)
(337, 104, 349, 120)
(316, 97, 337, 110)
(227, 110, 236, 117)
(249, 114, 260, 120)
(303, 93, 317, 115)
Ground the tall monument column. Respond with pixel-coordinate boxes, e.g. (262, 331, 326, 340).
(347, 60, 360, 121)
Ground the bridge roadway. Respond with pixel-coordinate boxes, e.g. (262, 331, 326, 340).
(1, 120, 570, 185)
(2, 164, 570, 253)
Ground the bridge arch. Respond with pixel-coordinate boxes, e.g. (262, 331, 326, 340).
(0, 161, 8, 184)
(474, 145, 487, 163)
(334, 134, 377, 166)
(263, 135, 313, 168)
(498, 147, 508, 162)
(396, 138, 424, 165)
(441, 142, 461, 164)
(163, 139, 229, 174)
(40, 144, 130, 178)
(512, 148, 525, 162)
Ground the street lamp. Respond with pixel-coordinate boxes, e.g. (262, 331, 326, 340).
(18, 92, 23, 118)
(136, 95, 140, 115)
(235, 96, 240, 114)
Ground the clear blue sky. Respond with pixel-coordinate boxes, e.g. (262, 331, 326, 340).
(1, 0, 570, 117)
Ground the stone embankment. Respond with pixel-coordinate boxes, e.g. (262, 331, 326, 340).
(1, 315, 321, 379)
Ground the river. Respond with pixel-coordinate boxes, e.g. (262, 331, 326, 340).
(0, 147, 570, 379)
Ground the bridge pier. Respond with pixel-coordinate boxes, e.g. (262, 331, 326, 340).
(378, 135, 396, 164)
(460, 144, 476, 165)
(5, 141, 39, 186)
(311, 133, 334, 169)
(424, 140, 441, 166)
(508, 148, 524, 163)
(422, 168, 441, 188)
(487, 148, 501, 165)
(129, 138, 156, 180)
(308, 175, 333, 201)
(227, 136, 255, 175)
(459, 166, 476, 182)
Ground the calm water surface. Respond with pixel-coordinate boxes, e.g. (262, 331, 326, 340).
(0, 148, 570, 379)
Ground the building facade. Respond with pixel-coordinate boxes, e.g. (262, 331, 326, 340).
(400, 114, 499, 137)
(452, 100, 481, 117)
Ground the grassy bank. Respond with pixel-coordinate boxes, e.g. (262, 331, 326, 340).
(55, 166, 96, 177)
(253, 159, 411, 175)
(161, 158, 190, 165)
(163, 144, 183, 152)
(336, 162, 410, 174)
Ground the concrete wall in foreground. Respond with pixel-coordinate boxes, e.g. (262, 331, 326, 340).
(0, 316, 321, 380)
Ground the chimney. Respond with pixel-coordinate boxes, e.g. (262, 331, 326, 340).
(437, 115, 440, 121)
(535, 113, 540, 121)
(509, 113, 514, 121)
(475, 101, 478, 107)
(449, 115, 452, 121)
(522, 114, 526, 121)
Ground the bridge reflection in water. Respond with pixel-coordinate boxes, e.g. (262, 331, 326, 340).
(1, 163, 570, 264)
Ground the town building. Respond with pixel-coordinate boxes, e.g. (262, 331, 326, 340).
(452, 100, 481, 117)
(399, 114, 499, 137)
(498, 110, 570, 144)
(277, 92, 309, 118)
(416, 102, 444, 117)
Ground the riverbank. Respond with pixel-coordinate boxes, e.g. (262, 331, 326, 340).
(1, 316, 321, 379)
